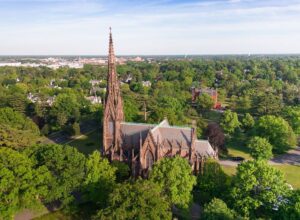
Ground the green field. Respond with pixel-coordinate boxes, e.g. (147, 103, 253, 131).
(221, 165, 237, 176)
(67, 129, 101, 155)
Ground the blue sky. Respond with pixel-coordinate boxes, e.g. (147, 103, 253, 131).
(0, 0, 300, 55)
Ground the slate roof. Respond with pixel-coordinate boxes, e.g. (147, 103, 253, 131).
(121, 122, 155, 149)
(120, 119, 215, 157)
(195, 140, 215, 157)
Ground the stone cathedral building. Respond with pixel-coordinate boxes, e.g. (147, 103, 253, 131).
(103, 30, 216, 176)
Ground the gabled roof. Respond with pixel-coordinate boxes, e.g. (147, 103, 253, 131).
(120, 119, 215, 157)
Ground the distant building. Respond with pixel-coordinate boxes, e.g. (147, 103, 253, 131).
(89, 79, 102, 86)
(191, 87, 221, 109)
(27, 93, 56, 106)
(86, 96, 102, 105)
(142, 81, 151, 87)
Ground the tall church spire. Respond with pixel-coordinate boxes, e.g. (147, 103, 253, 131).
(103, 28, 124, 159)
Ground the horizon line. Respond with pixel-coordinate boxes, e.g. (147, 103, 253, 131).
(1, 53, 300, 57)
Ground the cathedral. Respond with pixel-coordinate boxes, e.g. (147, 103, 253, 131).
(103, 30, 216, 177)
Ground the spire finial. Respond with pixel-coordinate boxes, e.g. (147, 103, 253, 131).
(109, 26, 112, 34)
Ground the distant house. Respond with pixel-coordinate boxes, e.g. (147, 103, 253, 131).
(27, 93, 39, 103)
(49, 79, 62, 89)
(191, 87, 221, 109)
(86, 96, 102, 104)
(89, 79, 102, 86)
(142, 81, 151, 87)
(27, 93, 56, 106)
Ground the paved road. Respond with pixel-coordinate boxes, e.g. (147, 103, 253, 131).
(270, 147, 300, 165)
(219, 147, 300, 167)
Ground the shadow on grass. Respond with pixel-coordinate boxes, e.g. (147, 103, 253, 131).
(67, 129, 102, 156)
(224, 131, 252, 160)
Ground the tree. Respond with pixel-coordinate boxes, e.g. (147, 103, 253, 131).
(0, 148, 50, 219)
(0, 107, 40, 135)
(282, 106, 300, 135)
(23, 144, 86, 205)
(255, 115, 297, 153)
(111, 160, 130, 182)
(203, 198, 236, 220)
(149, 156, 196, 208)
(276, 190, 300, 220)
(72, 122, 81, 136)
(51, 93, 80, 127)
(194, 159, 230, 204)
(253, 92, 283, 115)
(231, 160, 290, 218)
(83, 151, 116, 207)
(205, 123, 225, 154)
(0, 124, 39, 149)
(94, 180, 172, 220)
(242, 113, 255, 130)
(220, 110, 241, 134)
(7, 93, 28, 114)
(123, 96, 140, 122)
(196, 93, 214, 111)
(247, 136, 273, 160)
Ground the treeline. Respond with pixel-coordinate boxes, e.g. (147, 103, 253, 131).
(1, 145, 300, 219)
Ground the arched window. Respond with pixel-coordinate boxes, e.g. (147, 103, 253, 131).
(145, 150, 154, 170)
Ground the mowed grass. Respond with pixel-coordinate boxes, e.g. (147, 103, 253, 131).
(274, 164, 300, 189)
(221, 164, 300, 189)
(67, 129, 101, 155)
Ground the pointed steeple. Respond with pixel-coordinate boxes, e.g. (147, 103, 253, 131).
(107, 27, 118, 97)
(103, 28, 124, 158)
(108, 27, 115, 65)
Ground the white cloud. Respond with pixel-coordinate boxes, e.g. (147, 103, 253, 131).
(0, 0, 300, 54)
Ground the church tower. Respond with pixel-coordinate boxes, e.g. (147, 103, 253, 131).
(103, 28, 124, 160)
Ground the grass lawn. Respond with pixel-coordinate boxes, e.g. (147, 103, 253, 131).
(67, 129, 101, 155)
(221, 164, 300, 189)
(274, 164, 300, 189)
(221, 165, 237, 176)
(225, 132, 252, 160)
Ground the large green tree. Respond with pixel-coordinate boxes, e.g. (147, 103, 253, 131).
(95, 180, 171, 220)
(83, 151, 116, 207)
(247, 136, 273, 160)
(149, 156, 196, 208)
(196, 93, 214, 112)
(231, 160, 290, 218)
(0, 148, 50, 219)
(220, 110, 241, 134)
(255, 115, 297, 153)
(0, 107, 39, 135)
(242, 113, 255, 130)
(282, 106, 300, 135)
(203, 198, 236, 220)
(23, 144, 86, 205)
(0, 124, 39, 149)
